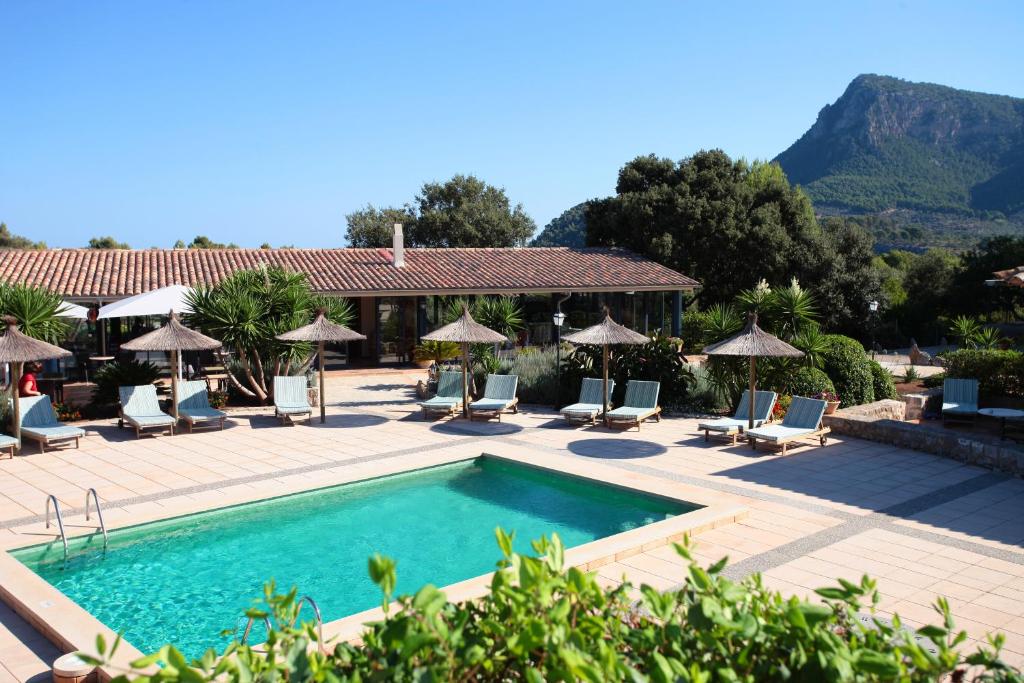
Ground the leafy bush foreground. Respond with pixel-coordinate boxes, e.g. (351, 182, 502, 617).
(87, 532, 1021, 683)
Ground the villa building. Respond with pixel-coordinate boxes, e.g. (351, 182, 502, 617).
(0, 246, 698, 366)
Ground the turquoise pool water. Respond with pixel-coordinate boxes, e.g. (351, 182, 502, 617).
(12, 457, 695, 659)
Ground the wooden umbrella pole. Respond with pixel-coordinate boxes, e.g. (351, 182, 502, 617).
(11, 362, 21, 451)
(461, 342, 469, 419)
(171, 350, 180, 419)
(748, 355, 756, 431)
(602, 345, 610, 428)
(318, 340, 326, 424)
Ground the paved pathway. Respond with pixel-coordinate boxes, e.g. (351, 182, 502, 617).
(1, 370, 1022, 678)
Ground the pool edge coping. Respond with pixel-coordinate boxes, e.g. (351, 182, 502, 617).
(1, 443, 748, 680)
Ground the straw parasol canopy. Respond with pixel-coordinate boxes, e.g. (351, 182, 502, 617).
(704, 313, 803, 430)
(563, 313, 649, 426)
(276, 311, 366, 423)
(0, 316, 72, 450)
(121, 311, 222, 418)
(421, 306, 506, 418)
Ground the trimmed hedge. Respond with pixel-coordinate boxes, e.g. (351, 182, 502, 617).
(869, 360, 899, 401)
(941, 349, 1024, 398)
(820, 334, 874, 407)
(786, 366, 835, 398)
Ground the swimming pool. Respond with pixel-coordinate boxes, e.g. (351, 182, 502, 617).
(12, 456, 696, 658)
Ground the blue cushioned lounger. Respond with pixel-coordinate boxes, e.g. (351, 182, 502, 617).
(698, 390, 778, 444)
(420, 371, 464, 417)
(469, 374, 519, 421)
(605, 380, 661, 430)
(178, 380, 228, 431)
(119, 384, 176, 438)
(745, 396, 829, 456)
(274, 376, 312, 424)
(942, 378, 979, 425)
(560, 378, 615, 425)
(15, 395, 86, 453)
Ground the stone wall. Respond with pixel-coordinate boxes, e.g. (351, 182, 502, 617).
(823, 400, 1024, 476)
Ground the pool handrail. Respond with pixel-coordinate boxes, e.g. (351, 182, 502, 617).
(84, 487, 108, 548)
(240, 615, 273, 647)
(44, 494, 68, 557)
(297, 595, 325, 652)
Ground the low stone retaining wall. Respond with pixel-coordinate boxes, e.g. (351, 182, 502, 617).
(823, 400, 1024, 476)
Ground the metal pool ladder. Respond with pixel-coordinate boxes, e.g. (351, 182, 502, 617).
(44, 494, 68, 557)
(84, 488, 108, 548)
(239, 595, 324, 652)
(297, 595, 325, 652)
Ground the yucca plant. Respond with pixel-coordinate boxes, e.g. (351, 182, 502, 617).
(791, 323, 828, 369)
(0, 282, 69, 344)
(950, 315, 983, 348)
(700, 303, 743, 345)
(972, 326, 1004, 350)
(769, 277, 818, 340)
(186, 267, 354, 403)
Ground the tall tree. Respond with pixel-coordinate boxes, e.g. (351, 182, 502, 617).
(413, 174, 535, 248)
(586, 151, 829, 304)
(0, 222, 45, 249)
(174, 235, 239, 249)
(88, 236, 130, 249)
(345, 205, 417, 248)
(814, 217, 885, 334)
(530, 203, 588, 247)
(948, 235, 1024, 319)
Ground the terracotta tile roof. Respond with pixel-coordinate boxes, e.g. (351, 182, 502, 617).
(0, 248, 698, 300)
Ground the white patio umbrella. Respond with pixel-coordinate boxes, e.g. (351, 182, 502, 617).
(97, 284, 194, 319)
(57, 301, 89, 319)
(98, 285, 195, 379)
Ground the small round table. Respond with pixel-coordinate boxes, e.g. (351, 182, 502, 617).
(978, 408, 1024, 440)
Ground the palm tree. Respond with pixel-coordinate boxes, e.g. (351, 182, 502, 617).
(186, 267, 354, 402)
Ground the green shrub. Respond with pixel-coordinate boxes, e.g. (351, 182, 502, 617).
(820, 335, 874, 407)
(89, 533, 1024, 682)
(498, 347, 559, 405)
(869, 360, 899, 400)
(92, 360, 161, 406)
(786, 366, 835, 398)
(941, 349, 1024, 398)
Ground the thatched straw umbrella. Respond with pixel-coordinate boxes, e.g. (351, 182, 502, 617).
(121, 311, 222, 418)
(703, 313, 803, 430)
(0, 317, 72, 450)
(421, 306, 506, 419)
(562, 313, 649, 427)
(276, 311, 366, 423)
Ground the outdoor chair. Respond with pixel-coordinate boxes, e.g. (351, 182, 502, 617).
(15, 395, 86, 453)
(119, 385, 176, 438)
(605, 380, 661, 431)
(698, 390, 778, 444)
(420, 371, 464, 418)
(0, 433, 16, 459)
(274, 376, 312, 424)
(468, 374, 519, 421)
(560, 378, 615, 425)
(942, 378, 979, 425)
(746, 396, 829, 456)
(178, 379, 227, 432)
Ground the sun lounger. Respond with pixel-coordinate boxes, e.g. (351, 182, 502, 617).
(119, 385, 176, 438)
(698, 390, 777, 444)
(15, 395, 85, 453)
(0, 434, 16, 459)
(746, 396, 829, 456)
(420, 371, 464, 417)
(178, 380, 227, 432)
(469, 374, 519, 421)
(942, 378, 979, 425)
(560, 378, 615, 424)
(274, 376, 312, 424)
(605, 380, 661, 430)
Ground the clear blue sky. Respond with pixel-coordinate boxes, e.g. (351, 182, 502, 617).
(2, 1, 1021, 248)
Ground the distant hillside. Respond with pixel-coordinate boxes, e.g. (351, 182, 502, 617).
(775, 74, 1024, 247)
(530, 202, 587, 247)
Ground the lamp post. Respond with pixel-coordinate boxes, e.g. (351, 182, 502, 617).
(868, 300, 879, 359)
(553, 307, 567, 409)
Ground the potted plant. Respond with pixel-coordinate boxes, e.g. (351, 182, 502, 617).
(413, 341, 460, 369)
(816, 390, 841, 414)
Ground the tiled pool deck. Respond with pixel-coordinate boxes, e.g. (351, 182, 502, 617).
(1, 370, 1023, 680)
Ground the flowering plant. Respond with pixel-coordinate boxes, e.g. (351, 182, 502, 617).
(815, 390, 840, 403)
(52, 402, 81, 421)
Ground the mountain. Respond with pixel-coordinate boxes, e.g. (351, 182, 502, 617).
(530, 202, 588, 247)
(775, 74, 1024, 248)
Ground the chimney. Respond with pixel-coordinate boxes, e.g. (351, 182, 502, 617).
(393, 223, 405, 268)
